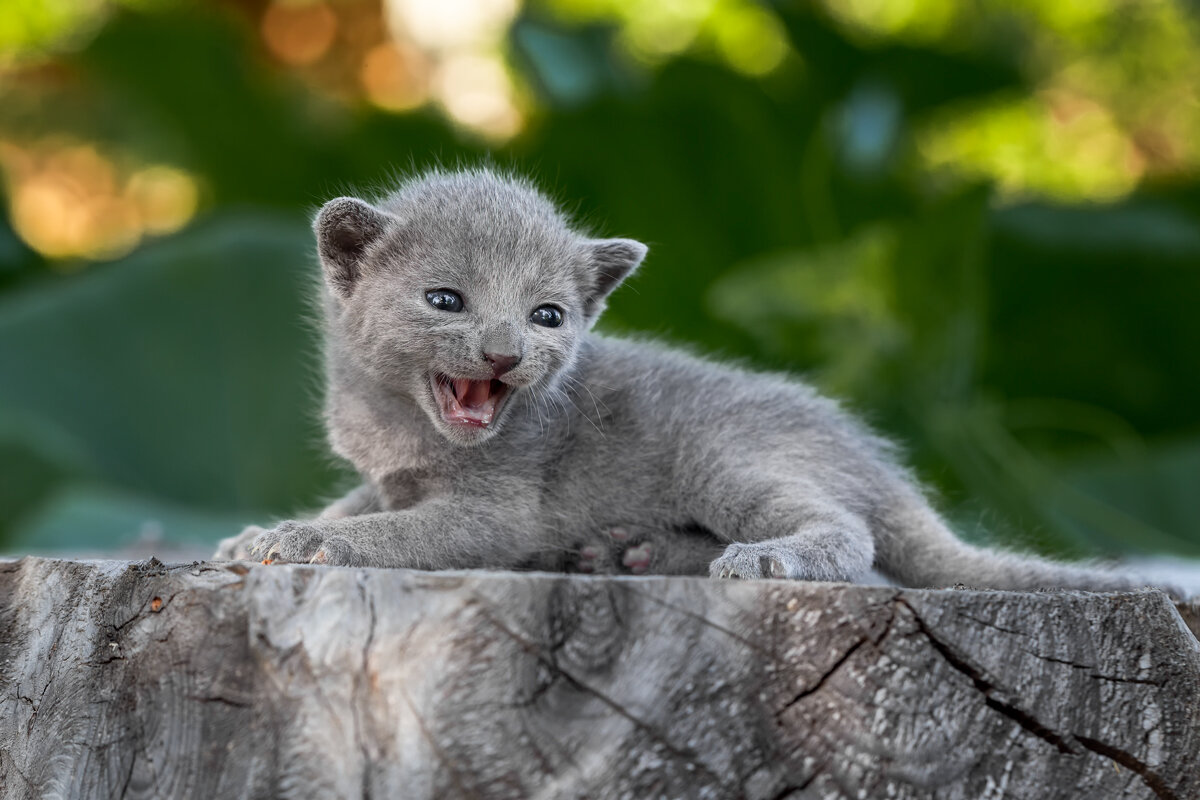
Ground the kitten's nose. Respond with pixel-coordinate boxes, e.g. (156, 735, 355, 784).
(484, 352, 521, 376)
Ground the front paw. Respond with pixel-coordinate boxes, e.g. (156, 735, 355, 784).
(248, 521, 361, 566)
(709, 542, 790, 580)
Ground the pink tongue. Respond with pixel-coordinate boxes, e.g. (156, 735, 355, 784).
(444, 377, 502, 426)
(453, 378, 494, 409)
(464, 380, 492, 408)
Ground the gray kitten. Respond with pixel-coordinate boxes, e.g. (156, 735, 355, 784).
(215, 168, 1167, 595)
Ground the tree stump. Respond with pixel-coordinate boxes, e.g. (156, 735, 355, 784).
(1, 557, 1198, 799)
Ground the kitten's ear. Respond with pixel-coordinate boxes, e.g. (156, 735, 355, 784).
(582, 238, 647, 321)
(314, 197, 397, 296)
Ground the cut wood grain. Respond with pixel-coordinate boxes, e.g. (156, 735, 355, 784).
(1, 557, 1198, 800)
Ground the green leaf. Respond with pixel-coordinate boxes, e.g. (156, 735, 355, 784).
(0, 213, 345, 521)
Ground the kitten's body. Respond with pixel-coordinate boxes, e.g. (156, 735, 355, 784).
(217, 168, 1165, 595)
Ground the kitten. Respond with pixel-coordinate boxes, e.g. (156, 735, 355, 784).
(215, 168, 1170, 596)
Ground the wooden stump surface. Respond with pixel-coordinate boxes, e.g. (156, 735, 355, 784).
(1, 557, 1198, 799)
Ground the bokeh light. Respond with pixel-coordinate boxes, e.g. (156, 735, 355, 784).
(0, 140, 199, 262)
(0, 0, 110, 66)
(6, 0, 1190, 204)
(261, 1, 338, 66)
(918, 93, 1145, 202)
(380, 0, 525, 139)
(543, 0, 792, 75)
(359, 40, 430, 111)
(126, 165, 200, 236)
(818, 0, 956, 43)
(384, 0, 518, 51)
(435, 52, 523, 138)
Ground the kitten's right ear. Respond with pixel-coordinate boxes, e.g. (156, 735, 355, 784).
(314, 197, 397, 297)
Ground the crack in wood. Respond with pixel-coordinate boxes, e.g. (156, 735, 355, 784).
(953, 611, 1028, 637)
(624, 585, 774, 657)
(184, 694, 252, 709)
(1028, 651, 1165, 686)
(0, 750, 36, 794)
(775, 638, 867, 718)
(900, 596, 1183, 800)
(475, 603, 734, 793)
(774, 598, 899, 720)
(899, 597, 1079, 755)
(1075, 735, 1178, 800)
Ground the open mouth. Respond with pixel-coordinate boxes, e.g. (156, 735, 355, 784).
(431, 373, 511, 429)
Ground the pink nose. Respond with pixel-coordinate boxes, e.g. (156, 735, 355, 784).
(484, 352, 520, 376)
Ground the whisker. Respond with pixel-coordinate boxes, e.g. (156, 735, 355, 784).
(563, 374, 609, 433)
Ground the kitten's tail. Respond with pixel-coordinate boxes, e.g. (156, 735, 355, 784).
(876, 492, 1185, 600)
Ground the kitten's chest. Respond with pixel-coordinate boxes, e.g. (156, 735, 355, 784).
(326, 389, 435, 478)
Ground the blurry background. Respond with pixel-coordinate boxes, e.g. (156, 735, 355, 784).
(1, 0, 1198, 562)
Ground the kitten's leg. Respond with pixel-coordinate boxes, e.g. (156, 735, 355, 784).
(316, 483, 383, 519)
(213, 483, 382, 560)
(245, 491, 546, 569)
(694, 478, 876, 581)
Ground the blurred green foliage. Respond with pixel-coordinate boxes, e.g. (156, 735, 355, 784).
(0, 1, 1197, 557)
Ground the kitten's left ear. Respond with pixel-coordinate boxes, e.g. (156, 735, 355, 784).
(582, 238, 647, 322)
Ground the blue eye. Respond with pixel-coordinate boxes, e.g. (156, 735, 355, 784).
(530, 305, 563, 328)
(426, 290, 464, 312)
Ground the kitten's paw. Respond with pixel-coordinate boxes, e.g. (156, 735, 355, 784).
(244, 522, 368, 567)
(576, 527, 625, 573)
(249, 521, 325, 564)
(575, 527, 651, 575)
(214, 525, 267, 560)
(576, 543, 607, 574)
(622, 543, 652, 575)
(709, 542, 790, 580)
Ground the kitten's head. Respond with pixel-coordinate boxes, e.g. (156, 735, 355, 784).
(314, 168, 645, 446)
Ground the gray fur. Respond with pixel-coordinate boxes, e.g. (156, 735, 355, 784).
(215, 168, 1178, 597)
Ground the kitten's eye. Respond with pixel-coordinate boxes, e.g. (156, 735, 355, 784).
(426, 289, 464, 313)
(530, 305, 564, 328)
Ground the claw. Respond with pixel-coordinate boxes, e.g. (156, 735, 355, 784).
(762, 554, 788, 578)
